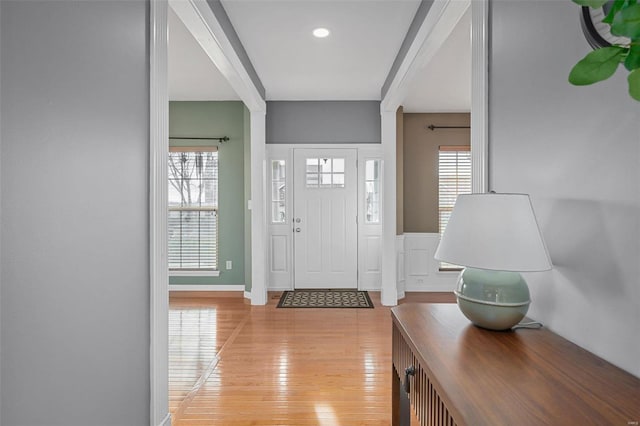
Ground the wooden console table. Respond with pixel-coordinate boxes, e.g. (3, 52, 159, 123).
(391, 303, 640, 426)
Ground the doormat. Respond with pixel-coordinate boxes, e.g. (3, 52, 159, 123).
(277, 289, 374, 309)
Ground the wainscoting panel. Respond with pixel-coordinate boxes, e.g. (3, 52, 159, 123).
(402, 233, 458, 291)
(396, 235, 405, 299)
(365, 236, 382, 272)
(270, 235, 288, 272)
(359, 229, 382, 290)
(268, 229, 292, 290)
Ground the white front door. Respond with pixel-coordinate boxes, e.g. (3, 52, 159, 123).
(293, 149, 358, 289)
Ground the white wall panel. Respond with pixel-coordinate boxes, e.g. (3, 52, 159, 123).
(403, 233, 457, 291)
(365, 236, 382, 272)
(270, 235, 288, 272)
(396, 235, 406, 298)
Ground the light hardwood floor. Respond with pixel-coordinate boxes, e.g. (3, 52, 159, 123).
(169, 291, 455, 425)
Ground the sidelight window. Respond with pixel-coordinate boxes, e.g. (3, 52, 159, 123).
(271, 160, 286, 223)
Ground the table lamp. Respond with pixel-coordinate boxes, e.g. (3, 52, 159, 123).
(434, 193, 552, 331)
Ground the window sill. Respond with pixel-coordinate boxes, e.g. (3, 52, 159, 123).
(170, 270, 220, 277)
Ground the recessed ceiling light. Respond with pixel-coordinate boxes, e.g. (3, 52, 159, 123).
(312, 28, 330, 38)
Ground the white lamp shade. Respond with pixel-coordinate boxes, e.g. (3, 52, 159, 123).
(434, 193, 552, 272)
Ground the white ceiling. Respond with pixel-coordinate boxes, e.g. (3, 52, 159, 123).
(402, 7, 471, 113)
(220, 0, 421, 100)
(168, 0, 471, 111)
(168, 7, 240, 101)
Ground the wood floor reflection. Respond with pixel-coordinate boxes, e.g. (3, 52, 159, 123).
(169, 291, 455, 425)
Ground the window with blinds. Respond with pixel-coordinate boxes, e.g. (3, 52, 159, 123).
(439, 146, 471, 270)
(168, 147, 218, 271)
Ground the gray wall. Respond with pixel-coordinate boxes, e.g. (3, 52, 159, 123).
(266, 101, 381, 144)
(490, 0, 640, 377)
(1, 1, 150, 424)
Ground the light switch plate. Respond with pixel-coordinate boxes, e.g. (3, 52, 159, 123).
(226, 261, 232, 270)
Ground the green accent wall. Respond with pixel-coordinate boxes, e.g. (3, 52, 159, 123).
(169, 101, 248, 286)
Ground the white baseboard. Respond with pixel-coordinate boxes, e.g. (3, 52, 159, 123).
(169, 285, 245, 292)
(158, 412, 171, 426)
(244, 291, 251, 299)
(268, 286, 293, 291)
(405, 283, 457, 292)
(360, 286, 381, 291)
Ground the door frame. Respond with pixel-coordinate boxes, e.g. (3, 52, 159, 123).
(266, 144, 384, 292)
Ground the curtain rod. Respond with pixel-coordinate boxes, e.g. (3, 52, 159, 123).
(427, 125, 470, 131)
(169, 136, 230, 142)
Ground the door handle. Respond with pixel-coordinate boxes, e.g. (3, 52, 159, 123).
(295, 228, 301, 233)
(404, 366, 415, 394)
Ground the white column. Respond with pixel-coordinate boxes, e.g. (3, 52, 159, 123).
(471, 0, 489, 194)
(250, 110, 268, 305)
(381, 110, 398, 306)
(149, 0, 170, 424)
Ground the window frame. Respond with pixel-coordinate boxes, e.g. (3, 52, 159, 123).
(270, 159, 287, 224)
(438, 145, 471, 272)
(168, 146, 219, 275)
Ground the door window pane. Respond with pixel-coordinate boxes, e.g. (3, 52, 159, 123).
(306, 158, 319, 187)
(365, 159, 380, 223)
(306, 157, 347, 189)
(333, 158, 345, 173)
(271, 160, 286, 223)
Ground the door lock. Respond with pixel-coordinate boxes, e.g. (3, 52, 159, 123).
(295, 218, 301, 223)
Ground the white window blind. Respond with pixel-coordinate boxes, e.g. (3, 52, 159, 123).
(439, 146, 471, 269)
(168, 147, 218, 270)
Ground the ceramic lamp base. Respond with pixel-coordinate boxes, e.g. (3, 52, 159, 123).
(455, 268, 531, 331)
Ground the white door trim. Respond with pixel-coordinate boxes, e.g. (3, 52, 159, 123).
(265, 145, 384, 292)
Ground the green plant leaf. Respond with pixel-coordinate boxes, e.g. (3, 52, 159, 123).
(628, 68, 640, 99)
(624, 44, 640, 70)
(572, 0, 608, 7)
(611, 4, 640, 38)
(603, 0, 626, 24)
(629, 68, 640, 100)
(569, 47, 626, 85)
